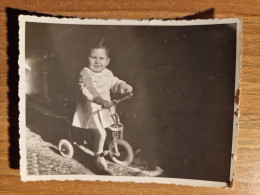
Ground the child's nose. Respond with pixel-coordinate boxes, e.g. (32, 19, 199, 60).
(95, 58, 100, 64)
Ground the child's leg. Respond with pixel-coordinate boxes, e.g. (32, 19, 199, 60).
(92, 127, 107, 170)
(93, 127, 107, 154)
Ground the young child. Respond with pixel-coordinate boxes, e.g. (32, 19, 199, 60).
(72, 38, 133, 170)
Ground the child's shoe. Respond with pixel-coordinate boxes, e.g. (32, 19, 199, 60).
(95, 156, 107, 171)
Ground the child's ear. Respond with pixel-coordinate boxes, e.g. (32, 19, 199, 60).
(106, 58, 110, 66)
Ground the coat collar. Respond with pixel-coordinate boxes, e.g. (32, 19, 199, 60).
(84, 67, 110, 77)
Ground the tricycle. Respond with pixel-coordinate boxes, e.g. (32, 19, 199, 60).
(58, 92, 134, 166)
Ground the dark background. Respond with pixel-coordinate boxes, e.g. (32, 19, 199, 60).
(25, 21, 237, 182)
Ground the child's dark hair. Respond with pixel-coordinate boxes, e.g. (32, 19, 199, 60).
(89, 37, 110, 57)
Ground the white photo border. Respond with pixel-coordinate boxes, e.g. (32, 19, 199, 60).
(18, 15, 242, 188)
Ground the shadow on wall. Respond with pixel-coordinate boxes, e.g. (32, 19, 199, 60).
(123, 60, 235, 181)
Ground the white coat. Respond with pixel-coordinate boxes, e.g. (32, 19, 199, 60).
(72, 67, 125, 129)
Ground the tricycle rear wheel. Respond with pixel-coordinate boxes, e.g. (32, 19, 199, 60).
(59, 139, 74, 158)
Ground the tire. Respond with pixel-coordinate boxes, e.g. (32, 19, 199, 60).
(108, 139, 134, 166)
(59, 139, 74, 158)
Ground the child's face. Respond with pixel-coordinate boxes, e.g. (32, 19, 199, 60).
(88, 48, 110, 73)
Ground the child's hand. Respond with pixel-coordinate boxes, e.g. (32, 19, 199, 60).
(119, 83, 133, 94)
(93, 97, 113, 108)
(102, 100, 113, 109)
(124, 84, 133, 93)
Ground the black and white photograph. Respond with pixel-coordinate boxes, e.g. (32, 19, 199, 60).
(18, 16, 241, 187)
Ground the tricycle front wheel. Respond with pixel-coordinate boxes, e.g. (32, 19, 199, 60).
(108, 139, 134, 166)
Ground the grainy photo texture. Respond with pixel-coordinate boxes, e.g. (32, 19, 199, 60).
(18, 16, 241, 187)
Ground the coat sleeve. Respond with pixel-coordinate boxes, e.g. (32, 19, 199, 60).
(78, 69, 100, 101)
(110, 73, 126, 94)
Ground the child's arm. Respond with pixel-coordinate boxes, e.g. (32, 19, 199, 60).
(79, 69, 112, 108)
(78, 69, 100, 101)
(110, 74, 133, 94)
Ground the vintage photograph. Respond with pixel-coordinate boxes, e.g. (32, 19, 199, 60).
(18, 16, 241, 187)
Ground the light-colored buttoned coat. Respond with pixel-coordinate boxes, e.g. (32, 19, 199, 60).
(72, 67, 125, 129)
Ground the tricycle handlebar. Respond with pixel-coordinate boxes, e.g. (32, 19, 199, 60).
(113, 92, 133, 105)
